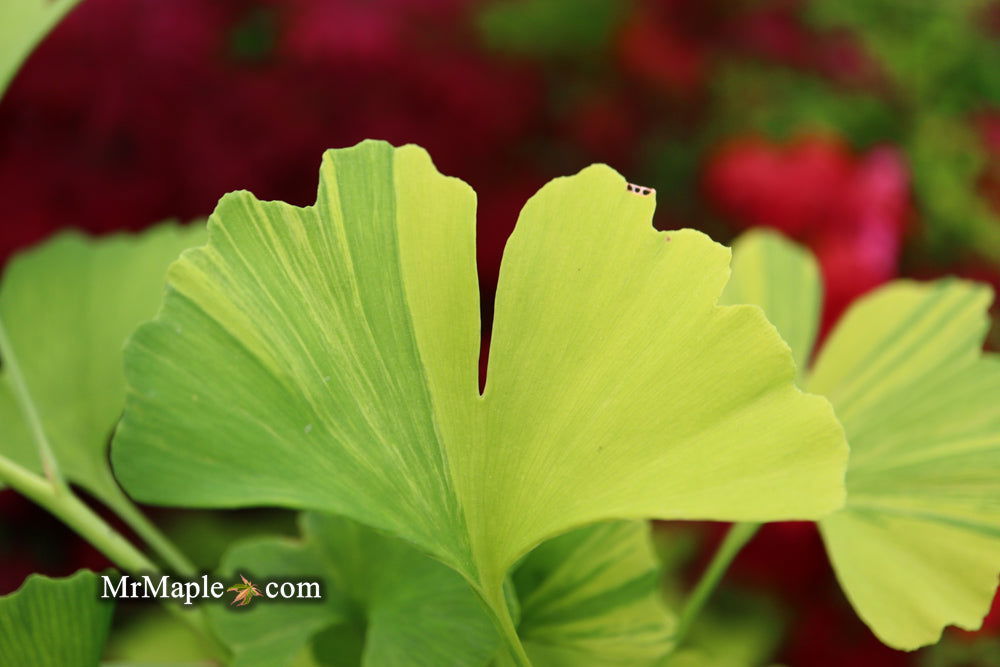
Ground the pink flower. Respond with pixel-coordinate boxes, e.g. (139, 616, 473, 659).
(703, 133, 910, 333)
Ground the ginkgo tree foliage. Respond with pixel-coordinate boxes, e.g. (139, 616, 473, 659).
(207, 514, 673, 666)
(722, 230, 1000, 651)
(0, 226, 205, 573)
(3, 2, 992, 665)
(4, 142, 997, 666)
(111, 140, 848, 661)
(0, 226, 215, 660)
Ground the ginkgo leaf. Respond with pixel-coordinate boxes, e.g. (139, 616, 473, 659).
(719, 230, 822, 375)
(0, 570, 114, 666)
(812, 281, 1000, 649)
(212, 515, 673, 667)
(0, 0, 81, 97)
(512, 521, 673, 665)
(208, 512, 499, 667)
(113, 140, 847, 659)
(0, 224, 206, 516)
(725, 230, 1000, 650)
(211, 537, 342, 667)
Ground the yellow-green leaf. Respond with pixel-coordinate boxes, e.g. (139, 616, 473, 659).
(208, 512, 499, 667)
(726, 230, 1000, 650)
(813, 281, 1000, 649)
(720, 229, 822, 375)
(513, 521, 673, 666)
(0, 0, 81, 98)
(212, 516, 674, 667)
(113, 140, 847, 659)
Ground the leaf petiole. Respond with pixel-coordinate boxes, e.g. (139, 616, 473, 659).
(0, 452, 228, 657)
(482, 585, 532, 667)
(0, 317, 68, 493)
(0, 452, 154, 572)
(102, 484, 197, 577)
(671, 521, 761, 649)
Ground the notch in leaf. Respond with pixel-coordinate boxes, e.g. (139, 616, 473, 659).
(113, 140, 847, 662)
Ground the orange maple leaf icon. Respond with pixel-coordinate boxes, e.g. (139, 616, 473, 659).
(227, 574, 262, 606)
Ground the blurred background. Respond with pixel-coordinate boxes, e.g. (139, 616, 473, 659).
(3, 0, 1000, 664)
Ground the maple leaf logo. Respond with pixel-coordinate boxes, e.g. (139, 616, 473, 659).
(227, 574, 263, 607)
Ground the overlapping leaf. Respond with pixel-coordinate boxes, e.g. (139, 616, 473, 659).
(113, 140, 846, 655)
(0, 570, 114, 666)
(0, 225, 205, 515)
(211, 515, 673, 666)
(512, 521, 674, 665)
(208, 512, 499, 667)
(725, 229, 1000, 649)
(720, 229, 821, 375)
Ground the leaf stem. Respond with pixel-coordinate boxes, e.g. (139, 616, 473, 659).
(0, 453, 154, 572)
(0, 454, 228, 657)
(672, 521, 760, 648)
(0, 317, 68, 492)
(0, 320, 221, 654)
(1, 312, 193, 573)
(102, 484, 197, 577)
(482, 584, 532, 667)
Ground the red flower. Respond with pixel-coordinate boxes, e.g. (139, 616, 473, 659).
(615, 1, 710, 97)
(703, 133, 910, 332)
(0, 0, 542, 266)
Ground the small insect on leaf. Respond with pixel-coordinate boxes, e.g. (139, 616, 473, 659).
(626, 182, 655, 196)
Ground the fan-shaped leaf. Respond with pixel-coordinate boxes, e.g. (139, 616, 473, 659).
(812, 281, 1000, 649)
(0, 225, 206, 513)
(513, 521, 673, 665)
(719, 229, 821, 374)
(726, 231, 1000, 649)
(212, 515, 673, 667)
(208, 512, 499, 667)
(113, 141, 847, 655)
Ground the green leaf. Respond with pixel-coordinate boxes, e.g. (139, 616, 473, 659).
(709, 62, 900, 146)
(208, 536, 345, 667)
(0, 570, 114, 666)
(0, 224, 206, 514)
(103, 606, 223, 664)
(720, 229, 822, 376)
(806, 0, 999, 109)
(477, 0, 627, 59)
(907, 114, 1000, 263)
(213, 516, 674, 666)
(113, 140, 847, 653)
(0, 0, 81, 98)
(513, 521, 673, 665)
(208, 512, 499, 667)
(726, 231, 1000, 649)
